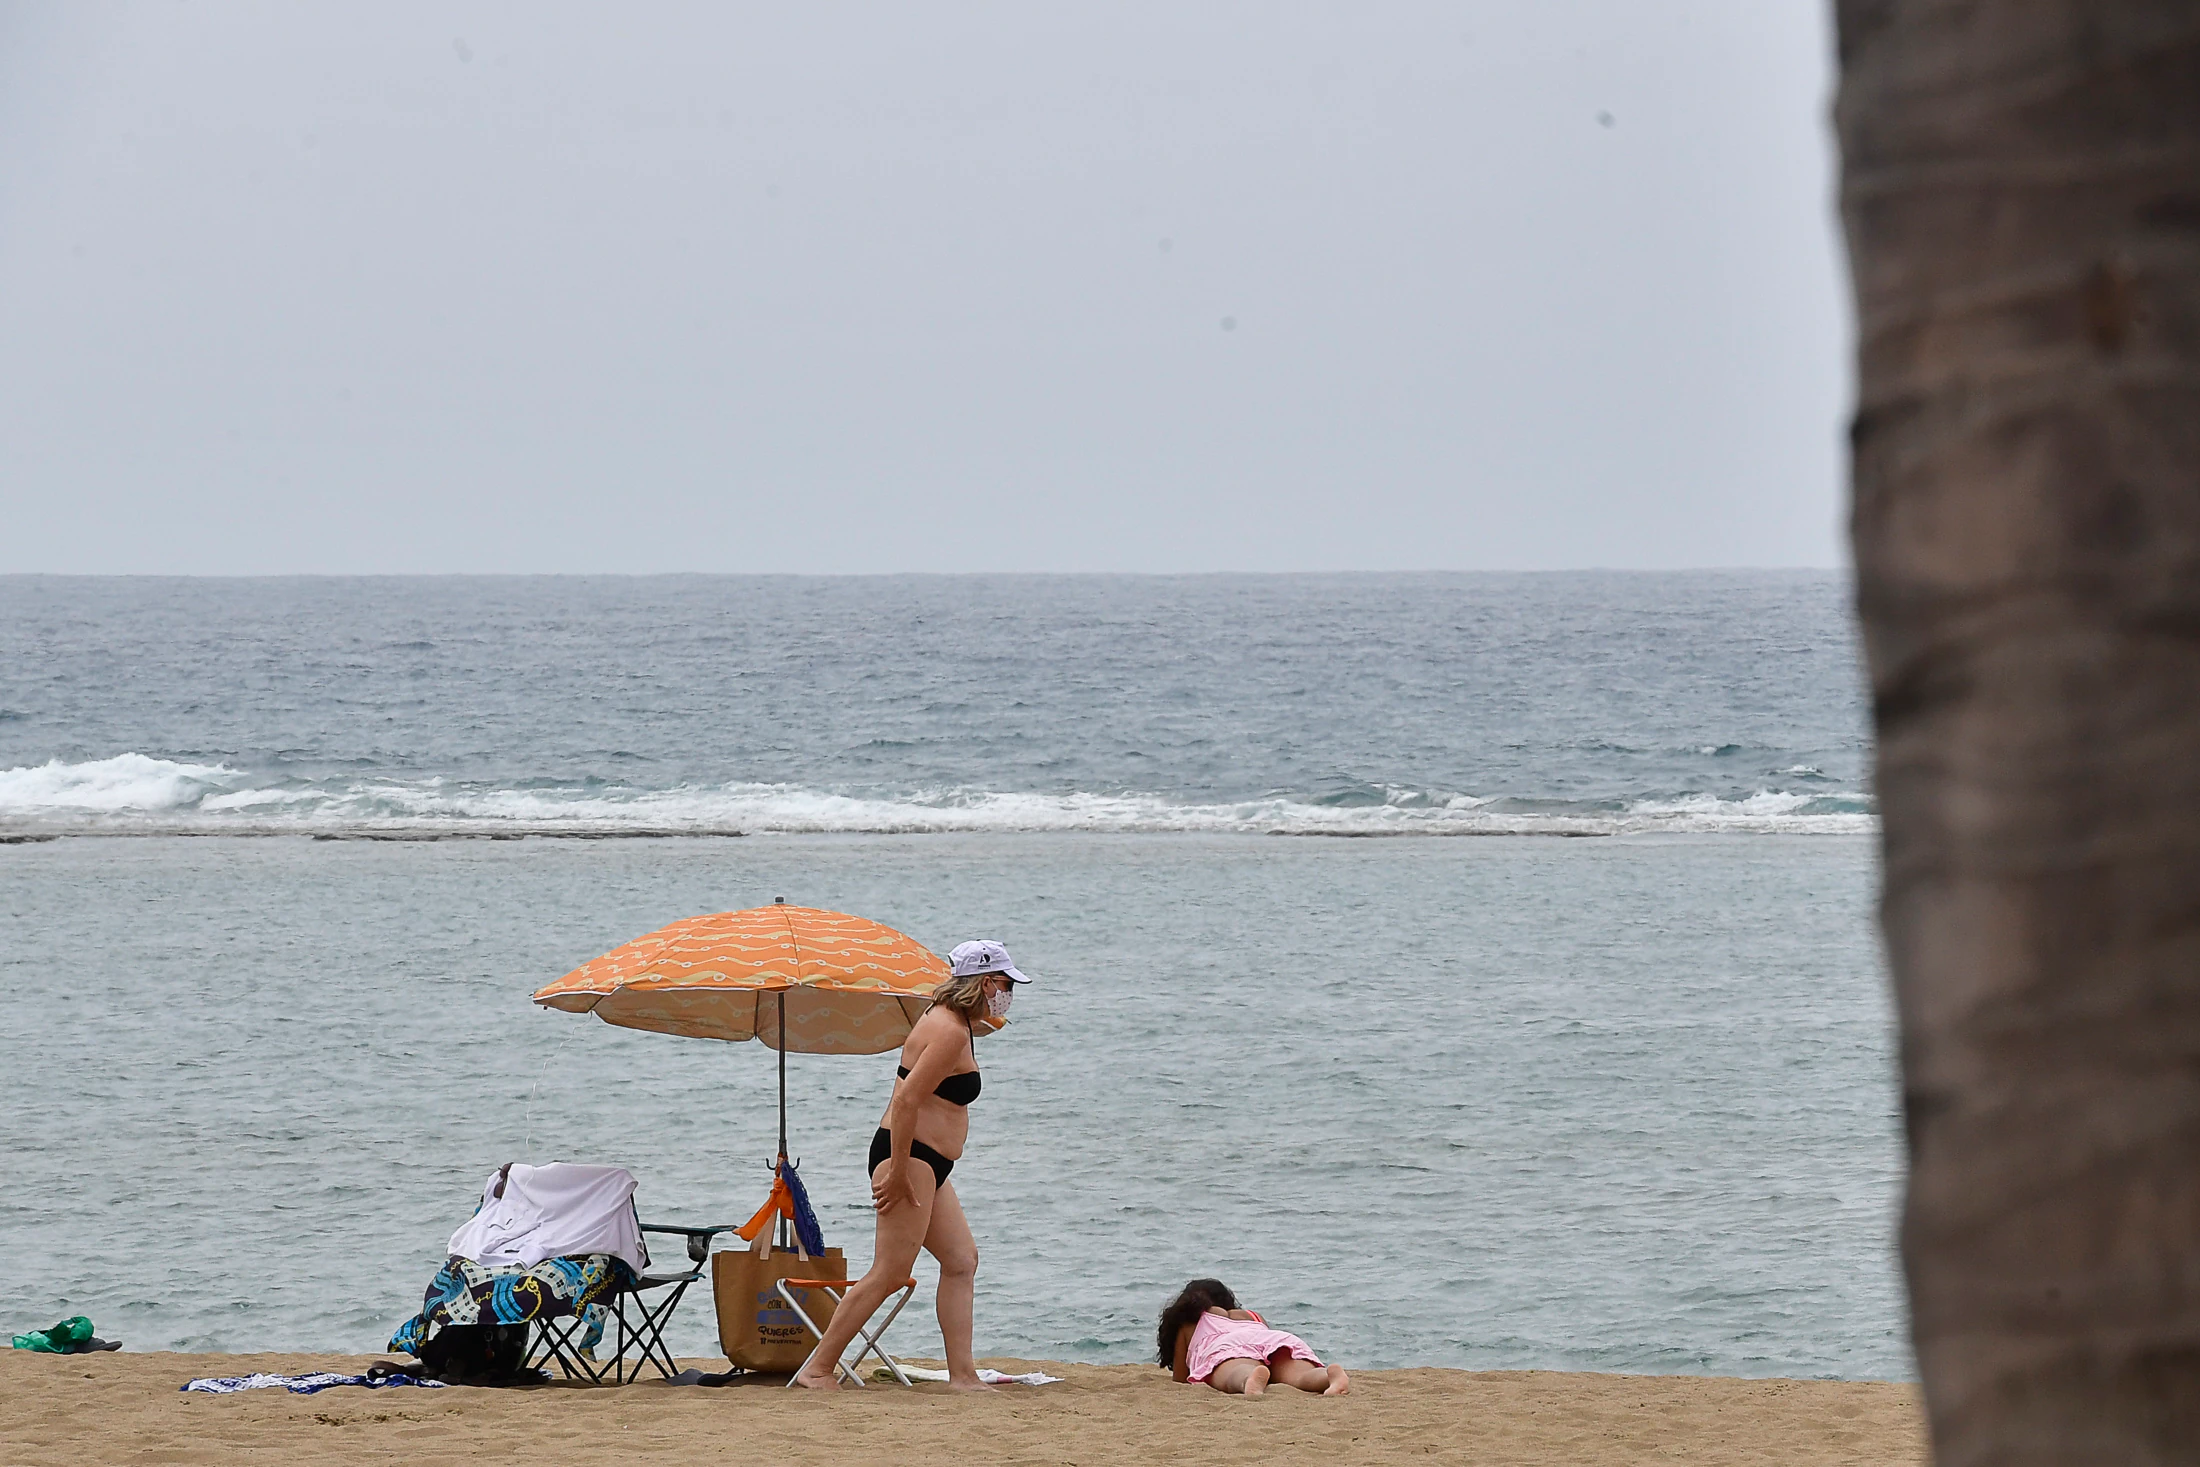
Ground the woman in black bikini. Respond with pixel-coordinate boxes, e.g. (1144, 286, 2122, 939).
(791, 939, 1030, 1391)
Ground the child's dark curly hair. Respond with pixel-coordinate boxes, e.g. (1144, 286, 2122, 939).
(1156, 1278, 1239, 1367)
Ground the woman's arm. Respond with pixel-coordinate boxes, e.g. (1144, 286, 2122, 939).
(874, 1078, 920, 1212)
(876, 1014, 959, 1211)
(1171, 1323, 1194, 1383)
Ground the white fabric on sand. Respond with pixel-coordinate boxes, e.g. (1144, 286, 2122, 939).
(879, 1365, 1063, 1386)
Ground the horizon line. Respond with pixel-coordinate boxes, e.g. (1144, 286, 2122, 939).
(0, 565, 1850, 581)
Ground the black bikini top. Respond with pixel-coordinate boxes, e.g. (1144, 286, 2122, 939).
(897, 1064, 982, 1107)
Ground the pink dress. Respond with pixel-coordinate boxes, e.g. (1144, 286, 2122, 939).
(1185, 1310, 1323, 1383)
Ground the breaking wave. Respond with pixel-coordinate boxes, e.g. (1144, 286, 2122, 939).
(0, 754, 1875, 837)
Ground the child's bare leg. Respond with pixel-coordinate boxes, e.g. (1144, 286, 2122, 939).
(1268, 1355, 1337, 1394)
(1206, 1358, 1270, 1396)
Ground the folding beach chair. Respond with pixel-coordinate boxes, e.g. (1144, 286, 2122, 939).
(531, 1221, 736, 1385)
(773, 1274, 920, 1387)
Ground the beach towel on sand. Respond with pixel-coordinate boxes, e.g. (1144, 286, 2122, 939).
(878, 1366, 1064, 1386)
(388, 1253, 633, 1357)
(184, 1367, 443, 1394)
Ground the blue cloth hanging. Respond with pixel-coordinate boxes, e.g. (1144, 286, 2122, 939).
(780, 1158, 826, 1256)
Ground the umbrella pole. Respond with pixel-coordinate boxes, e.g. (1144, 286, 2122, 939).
(777, 993, 790, 1251)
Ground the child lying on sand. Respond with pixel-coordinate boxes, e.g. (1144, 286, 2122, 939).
(1157, 1279, 1349, 1396)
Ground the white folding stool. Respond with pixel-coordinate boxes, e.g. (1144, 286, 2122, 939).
(773, 1274, 919, 1387)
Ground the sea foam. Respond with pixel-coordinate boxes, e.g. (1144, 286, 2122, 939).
(0, 753, 244, 812)
(0, 754, 1875, 836)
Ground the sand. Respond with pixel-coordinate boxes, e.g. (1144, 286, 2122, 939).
(2, 1350, 1924, 1466)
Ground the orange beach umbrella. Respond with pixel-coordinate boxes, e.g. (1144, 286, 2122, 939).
(533, 901, 950, 1157)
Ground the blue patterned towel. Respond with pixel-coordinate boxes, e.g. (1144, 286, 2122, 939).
(388, 1252, 634, 1356)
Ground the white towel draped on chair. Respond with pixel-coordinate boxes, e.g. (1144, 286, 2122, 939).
(446, 1163, 648, 1275)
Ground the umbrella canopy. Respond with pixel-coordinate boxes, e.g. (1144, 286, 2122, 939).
(533, 903, 949, 1054)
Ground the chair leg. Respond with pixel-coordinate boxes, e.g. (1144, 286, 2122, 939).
(613, 1280, 691, 1384)
(846, 1284, 918, 1387)
(775, 1281, 918, 1388)
(531, 1316, 609, 1384)
(775, 1285, 860, 1387)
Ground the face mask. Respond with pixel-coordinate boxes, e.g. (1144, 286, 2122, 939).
(986, 986, 1013, 1020)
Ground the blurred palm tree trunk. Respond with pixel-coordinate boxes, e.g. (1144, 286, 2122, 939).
(1838, 1, 2200, 1460)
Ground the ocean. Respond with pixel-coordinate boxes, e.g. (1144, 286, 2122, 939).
(0, 572, 1904, 1377)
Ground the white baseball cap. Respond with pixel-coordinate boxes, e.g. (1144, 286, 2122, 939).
(948, 939, 1031, 983)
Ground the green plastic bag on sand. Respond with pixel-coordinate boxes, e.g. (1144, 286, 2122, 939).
(13, 1317, 95, 1353)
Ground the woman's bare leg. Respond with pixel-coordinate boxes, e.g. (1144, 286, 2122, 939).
(1205, 1358, 1270, 1396)
(791, 1163, 935, 1389)
(1268, 1355, 1348, 1395)
(921, 1180, 989, 1390)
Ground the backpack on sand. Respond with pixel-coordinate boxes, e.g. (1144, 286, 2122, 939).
(410, 1322, 534, 1385)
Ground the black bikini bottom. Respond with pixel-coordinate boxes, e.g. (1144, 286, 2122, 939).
(869, 1127, 955, 1187)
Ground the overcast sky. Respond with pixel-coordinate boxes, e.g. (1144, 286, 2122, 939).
(0, 2, 1846, 575)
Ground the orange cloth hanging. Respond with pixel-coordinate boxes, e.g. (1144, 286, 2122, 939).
(736, 1175, 797, 1242)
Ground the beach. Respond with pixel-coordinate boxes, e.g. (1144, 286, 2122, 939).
(3, 829, 1899, 1376)
(3, 574, 1908, 1426)
(1, 0, 1909, 1439)
(1, 1351, 1924, 1466)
